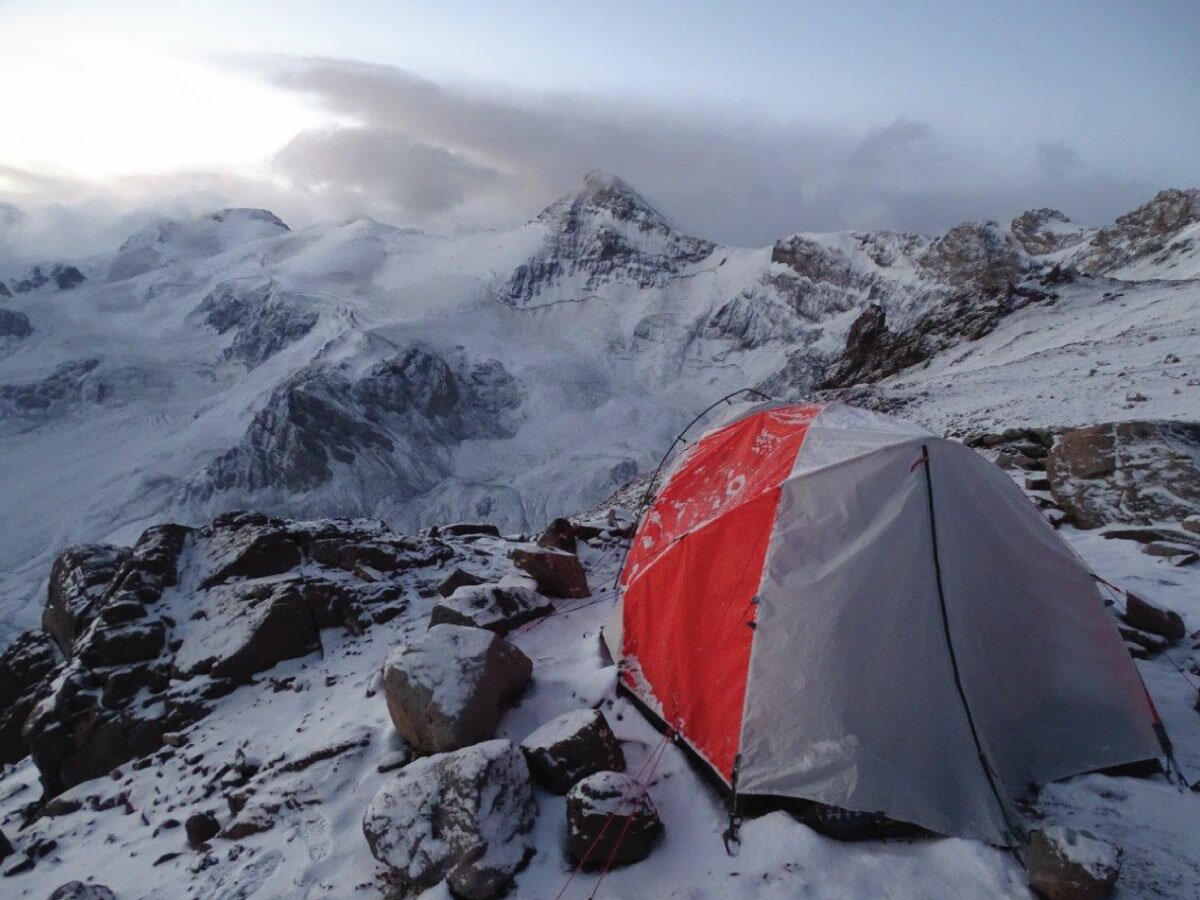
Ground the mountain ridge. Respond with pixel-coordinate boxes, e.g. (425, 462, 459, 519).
(0, 172, 1198, 637)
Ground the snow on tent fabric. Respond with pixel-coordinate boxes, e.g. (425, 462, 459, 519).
(609, 401, 1162, 846)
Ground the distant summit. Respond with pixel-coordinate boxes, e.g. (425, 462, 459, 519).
(535, 170, 674, 235)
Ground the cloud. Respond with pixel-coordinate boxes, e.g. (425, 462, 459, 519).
(1034, 140, 1085, 179)
(274, 126, 510, 216)
(268, 59, 1160, 244)
(848, 118, 933, 171)
(0, 57, 1169, 260)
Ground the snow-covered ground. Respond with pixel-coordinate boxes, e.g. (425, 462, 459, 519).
(1, 500, 1197, 899)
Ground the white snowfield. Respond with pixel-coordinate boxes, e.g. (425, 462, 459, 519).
(0, 175, 1198, 644)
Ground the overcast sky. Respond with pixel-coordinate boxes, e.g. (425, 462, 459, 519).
(1, 0, 1197, 259)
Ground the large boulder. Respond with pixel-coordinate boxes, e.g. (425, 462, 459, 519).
(1046, 421, 1200, 529)
(430, 583, 552, 635)
(566, 771, 662, 867)
(1026, 826, 1121, 900)
(382, 624, 532, 754)
(363, 739, 536, 899)
(510, 546, 590, 599)
(0, 826, 11, 862)
(521, 709, 626, 794)
(0, 630, 59, 765)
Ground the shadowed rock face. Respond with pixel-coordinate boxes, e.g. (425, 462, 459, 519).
(194, 278, 319, 369)
(0, 630, 58, 766)
(0, 359, 107, 421)
(0, 309, 32, 339)
(197, 346, 521, 496)
(6, 264, 85, 295)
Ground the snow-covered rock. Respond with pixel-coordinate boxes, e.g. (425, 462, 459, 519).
(382, 623, 532, 753)
(362, 738, 536, 899)
(1026, 825, 1121, 900)
(520, 708, 625, 794)
(1011, 208, 1089, 256)
(46, 882, 118, 900)
(566, 770, 662, 867)
(1046, 421, 1200, 529)
(1121, 592, 1186, 641)
(43, 544, 132, 656)
(430, 582, 553, 634)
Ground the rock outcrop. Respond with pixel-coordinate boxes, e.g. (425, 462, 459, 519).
(10, 512, 447, 797)
(197, 346, 520, 496)
(429, 583, 552, 634)
(0, 308, 32, 340)
(1046, 421, 1200, 528)
(194, 277, 319, 369)
(47, 883, 118, 900)
(0, 630, 58, 765)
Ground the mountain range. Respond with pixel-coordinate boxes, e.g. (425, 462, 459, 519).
(1, 171, 1198, 638)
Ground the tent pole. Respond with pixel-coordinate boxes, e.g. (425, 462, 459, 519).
(918, 443, 1025, 851)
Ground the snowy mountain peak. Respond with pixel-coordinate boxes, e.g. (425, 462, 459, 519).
(1011, 208, 1087, 256)
(1067, 187, 1200, 279)
(109, 207, 292, 281)
(507, 171, 714, 306)
(537, 170, 672, 233)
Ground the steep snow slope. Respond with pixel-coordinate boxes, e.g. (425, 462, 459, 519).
(1, 175, 1198, 638)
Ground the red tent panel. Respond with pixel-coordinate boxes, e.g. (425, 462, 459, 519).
(620, 405, 819, 780)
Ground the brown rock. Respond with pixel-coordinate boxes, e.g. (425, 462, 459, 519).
(382, 625, 532, 754)
(185, 810, 221, 847)
(1121, 592, 1185, 641)
(1026, 826, 1120, 900)
(536, 517, 578, 552)
(510, 547, 590, 599)
(437, 568, 488, 598)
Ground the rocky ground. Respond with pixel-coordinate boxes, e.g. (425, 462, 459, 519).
(0, 417, 1199, 899)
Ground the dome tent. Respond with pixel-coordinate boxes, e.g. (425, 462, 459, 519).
(607, 401, 1162, 846)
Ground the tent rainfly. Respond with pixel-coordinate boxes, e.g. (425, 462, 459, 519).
(607, 402, 1163, 846)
